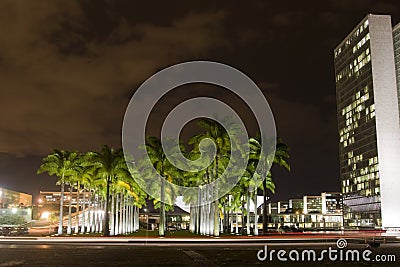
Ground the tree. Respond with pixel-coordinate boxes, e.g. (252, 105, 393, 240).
(87, 145, 128, 236)
(249, 136, 290, 234)
(37, 150, 81, 235)
(195, 118, 236, 236)
(139, 137, 180, 236)
(76, 159, 96, 234)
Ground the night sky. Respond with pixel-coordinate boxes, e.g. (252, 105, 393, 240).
(1, 1, 399, 203)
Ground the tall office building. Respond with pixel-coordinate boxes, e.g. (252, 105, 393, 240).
(334, 14, 400, 231)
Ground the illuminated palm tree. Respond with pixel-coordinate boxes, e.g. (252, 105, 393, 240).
(87, 145, 127, 236)
(193, 118, 232, 236)
(37, 150, 81, 235)
(138, 136, 183, 236)
(249, 136, 290, 233)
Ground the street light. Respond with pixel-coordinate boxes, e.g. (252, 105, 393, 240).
(41, 211, 50, 220)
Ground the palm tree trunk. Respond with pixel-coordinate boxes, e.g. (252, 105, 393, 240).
(254, 192, 259, 236)
(103, 177, 111, 236)
(229, 195, 233, 233)
(110, 189, 115, 236)
(213, 156, 219, 237)
(230, 208, 234, 233)
(119, 194, 122, 234)
(135, 206, 139, 231)
(91, 192, 96, 233)
(58, 180, 65, 235)
(235, 210, 239, 234)
(240, 200, 245, 235)
(81, 187, 86, 234)
(94, 194, 99, 233)
(246, 191, 251, 235)
(213, 188, 219, 236)
(196, 188, 201, 234)
(126, 197, 129, 234)
(223, 200, 227, 233)
(200, 187, 205, 235)
(115, 193, 119, 235)
(67, 185, 73, 235)
(209, 187, 213, 235)
(75, 182, 80, 234)
(99, 196, 103, 233)
(126, 198, 130, 233)
(159, 177, 165, 236)
(189, 205, 194, 232)
(121, 195, 125, 234)
(209, 200, 214, 236)
(131, 201, 133, 233)
(133, 203, 137, 232)
(262, 178, 268, 234)
(205, 189, 209, 235)
(126, 198, 129, 234)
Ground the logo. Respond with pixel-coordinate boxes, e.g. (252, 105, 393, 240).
(257, 238, 396, 263)
(336, 238, 347, 249)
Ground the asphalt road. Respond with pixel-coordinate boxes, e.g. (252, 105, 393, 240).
(0, 241, 399, 267)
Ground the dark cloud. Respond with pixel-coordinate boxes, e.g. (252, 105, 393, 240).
(0, 1, 228, 155)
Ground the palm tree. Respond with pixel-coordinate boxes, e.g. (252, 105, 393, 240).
(87, 145, 128, 236)
(37, 150, 81, 235)
(78, 161, 96, 234)
(249, 136, 290, 234)
(66, 178, 75, 235)
(192, 118, 230, 236)
(184, 134, 215, 235)
(186, 117, 245, 236)
(116, 179, 146, 233)
(139, 136, 182, 236)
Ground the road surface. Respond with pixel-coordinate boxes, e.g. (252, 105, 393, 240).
(0, 238, 399, 266)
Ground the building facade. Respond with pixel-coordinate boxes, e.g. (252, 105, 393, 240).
(0, 187, 32, 224)
(39, 191, 91, 206)
(0, 187, 32, 208)
(266, 192, 343, 230)
(334, 14, 400, 230)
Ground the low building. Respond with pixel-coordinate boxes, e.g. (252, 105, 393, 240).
(139, 200, 190, 230)
(266, 192, 343, 230)
(0, 187, 32, 208)
(39, 191, 91, 206)
(0, 187, 33, 224)
(289, 198, 303, 213)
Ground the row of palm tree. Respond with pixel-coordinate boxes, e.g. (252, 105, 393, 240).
(136, 118, 290, 237)
(37, 146, 146, 236)
(38, 118, 290, 237)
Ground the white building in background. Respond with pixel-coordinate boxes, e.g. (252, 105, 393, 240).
(266, 192, 343, 230)
(0, 187, 32, 223)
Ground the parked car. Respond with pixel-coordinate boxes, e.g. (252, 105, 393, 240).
(0, 226, 19, 236)
(278, 225, 303, 233)
(15, 226, 29, 235)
